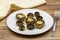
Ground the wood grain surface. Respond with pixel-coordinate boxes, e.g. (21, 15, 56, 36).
(0, 0, 60, 40)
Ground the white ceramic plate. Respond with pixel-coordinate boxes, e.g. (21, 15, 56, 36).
(7, 9, 53, 35)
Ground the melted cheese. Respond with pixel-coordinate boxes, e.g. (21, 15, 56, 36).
(37, 21, 43, 24)
(27, 18, 33, 22)
(17, 15, 24, 18)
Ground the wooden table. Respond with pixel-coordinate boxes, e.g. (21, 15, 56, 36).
(0, 0, 60, 40)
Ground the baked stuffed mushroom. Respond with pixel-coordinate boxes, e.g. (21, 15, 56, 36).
(27, 24, 34, 30)
(27, 13, 34, 18)
(35, 20, 45, 29)
(16, 13, 26, 22)
(35, 12, 40, 17)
